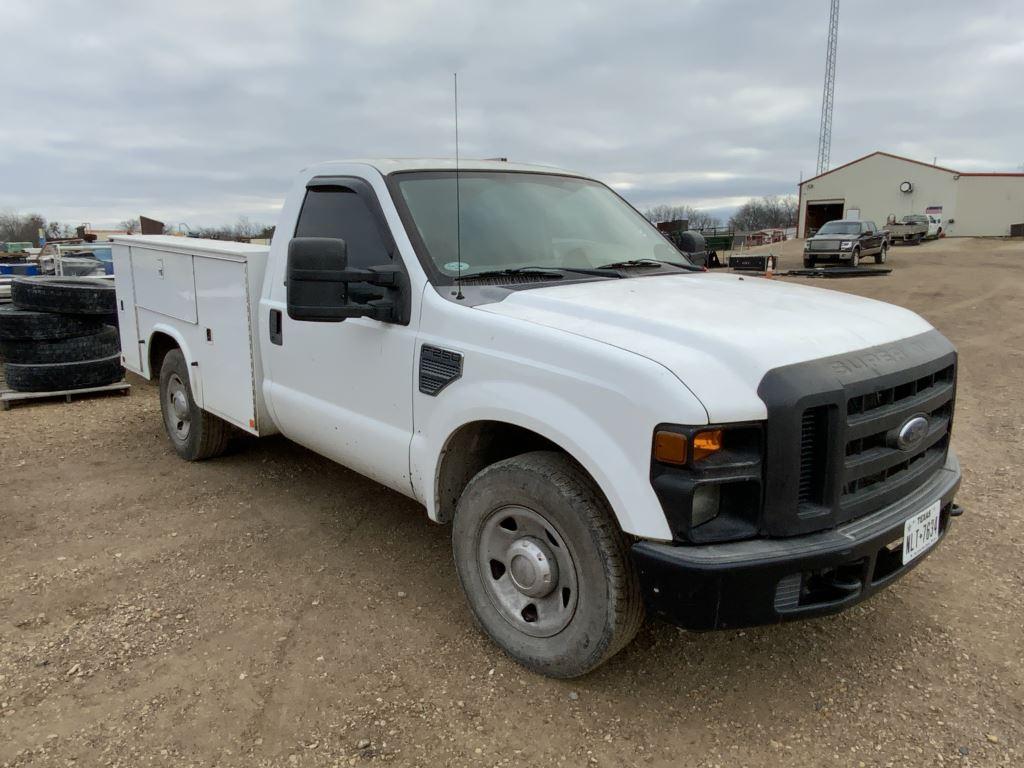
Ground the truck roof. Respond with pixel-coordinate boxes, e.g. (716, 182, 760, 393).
(303, 158, 586, 177)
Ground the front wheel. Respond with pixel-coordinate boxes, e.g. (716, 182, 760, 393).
(452, 451, 643, 678)
(851, 248, 861, 267)
(159, 349, 230, 461)
(803, 256, 816, 268)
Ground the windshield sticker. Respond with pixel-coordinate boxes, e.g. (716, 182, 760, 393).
(444, 261, 470, 272)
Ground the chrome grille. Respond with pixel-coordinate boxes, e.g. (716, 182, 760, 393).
(809, 240, 839, 251)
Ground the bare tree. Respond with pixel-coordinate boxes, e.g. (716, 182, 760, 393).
(642, 204, 721, 230)
(728, 195, 798, 232)
(116, 218, 141, 234)
(45, 221, 74, 239)
(190, 216, 274, 242)
(0, 211, 47, 244)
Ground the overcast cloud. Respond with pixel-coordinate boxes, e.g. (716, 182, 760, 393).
(2, 0, 1022, 227)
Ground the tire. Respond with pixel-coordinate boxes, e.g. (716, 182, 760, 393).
(12, 276, 116, 316)
(875, 244, 887, 265)
(851, 248, 860, 267)
(0, 304, 107, 341)
(4, 353, 123, 393)
(803, 256, 816, 268)
(0, 325, 120, 364)
(452, 451, 644, 678)
(159, 349, 230, 461)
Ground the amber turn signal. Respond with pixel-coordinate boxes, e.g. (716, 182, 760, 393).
(692, 429, 724, 461)
(653, 431, 687, 465)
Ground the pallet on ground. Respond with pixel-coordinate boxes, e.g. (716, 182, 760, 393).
(0, 380, 130, 410)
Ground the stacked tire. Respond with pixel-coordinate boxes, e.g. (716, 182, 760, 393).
(0, 278, 123, 393)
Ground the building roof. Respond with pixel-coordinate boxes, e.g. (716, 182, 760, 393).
(800, 151, 1024, 186)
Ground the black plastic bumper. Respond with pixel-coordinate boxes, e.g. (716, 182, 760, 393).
(805, 250, 854, 261)
(632, 452, 962, 630)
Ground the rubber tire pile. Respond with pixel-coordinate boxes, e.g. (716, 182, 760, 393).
(0, 277, 123, 393)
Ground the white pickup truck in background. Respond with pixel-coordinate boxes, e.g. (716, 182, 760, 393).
(112, 159, 963, 677)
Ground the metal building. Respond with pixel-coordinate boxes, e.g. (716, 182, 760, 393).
(798, 151, 1024, 238)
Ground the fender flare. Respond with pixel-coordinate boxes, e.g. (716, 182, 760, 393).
(416, 390, 676, 541)
(146, 324, 204, 408)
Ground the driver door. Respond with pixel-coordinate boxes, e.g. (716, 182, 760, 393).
(263, 178, 418, 495)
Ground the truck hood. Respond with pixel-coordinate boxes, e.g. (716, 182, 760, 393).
(476, 273, 934, 423)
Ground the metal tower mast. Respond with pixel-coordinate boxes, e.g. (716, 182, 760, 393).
(816, 0, 840, 176)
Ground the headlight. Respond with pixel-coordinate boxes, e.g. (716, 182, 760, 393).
(650, 424, 764, 544)
(840, 240, 853, 249)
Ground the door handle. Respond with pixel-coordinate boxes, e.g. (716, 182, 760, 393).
(269, 309, 283, 345)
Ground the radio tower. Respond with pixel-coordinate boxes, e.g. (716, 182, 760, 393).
(816, 0, 840, 176)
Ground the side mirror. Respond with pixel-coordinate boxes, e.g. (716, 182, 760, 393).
(286, 237, 399, 322)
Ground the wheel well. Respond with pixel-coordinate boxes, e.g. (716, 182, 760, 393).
(148, 332, 179, 378)
(435, 421, 563, 524)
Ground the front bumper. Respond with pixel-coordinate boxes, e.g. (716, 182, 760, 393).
(805, 249, 853, 261)
(632, 451, 962, 630)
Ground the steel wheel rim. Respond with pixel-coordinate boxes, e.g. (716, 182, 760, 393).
(477, 505, 579, 638)
(165, 373, 191, 442)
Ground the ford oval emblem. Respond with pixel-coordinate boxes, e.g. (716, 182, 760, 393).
(895, 415, 929, 451)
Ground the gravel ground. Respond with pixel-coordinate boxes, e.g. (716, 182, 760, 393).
(1, 237, 1021, 767)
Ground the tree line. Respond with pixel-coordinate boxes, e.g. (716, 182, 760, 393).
(643, 195, 798, 233)
(0, 212, 74, 243)
(1, 211, 274, 245)
(117, 215, 275, 241)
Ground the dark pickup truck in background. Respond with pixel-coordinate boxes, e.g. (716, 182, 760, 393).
(803, 219, 889, 268)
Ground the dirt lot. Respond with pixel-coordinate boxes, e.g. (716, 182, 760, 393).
(2, 237, 1022, 767)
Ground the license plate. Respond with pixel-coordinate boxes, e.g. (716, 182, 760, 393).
(902, 501, 941, 564)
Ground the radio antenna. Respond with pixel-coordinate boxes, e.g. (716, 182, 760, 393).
(454, 72, 464, 300)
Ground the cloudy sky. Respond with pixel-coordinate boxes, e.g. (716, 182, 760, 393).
(2, 0, 1022, 228)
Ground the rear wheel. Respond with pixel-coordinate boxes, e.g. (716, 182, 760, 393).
(875, 244, 887, 264)
(159, 349, 230, 461)
(452, 451, 643, 678)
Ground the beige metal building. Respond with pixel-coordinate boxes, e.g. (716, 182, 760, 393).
(798, 151, 1024, 238)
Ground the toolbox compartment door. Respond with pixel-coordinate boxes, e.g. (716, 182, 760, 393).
(112, 244, 142, 373)
(132, 246, 198, 324)
(193, 256, 258, 432)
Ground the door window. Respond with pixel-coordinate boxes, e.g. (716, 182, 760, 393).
(294, 186, 392, 270)
(294, 185, 393, 301)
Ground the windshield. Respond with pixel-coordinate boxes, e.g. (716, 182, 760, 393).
(391, 171, 689, 279)
(817, 221, 860, 235)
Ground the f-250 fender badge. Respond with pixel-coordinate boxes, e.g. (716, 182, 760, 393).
(419, 345, 463, 396)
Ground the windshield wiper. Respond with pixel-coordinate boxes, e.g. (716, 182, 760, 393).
(457, 267, 566, 280)
(596, 258, 696, 271)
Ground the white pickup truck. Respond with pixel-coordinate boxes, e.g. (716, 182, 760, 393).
(112, 159, 963, 677)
